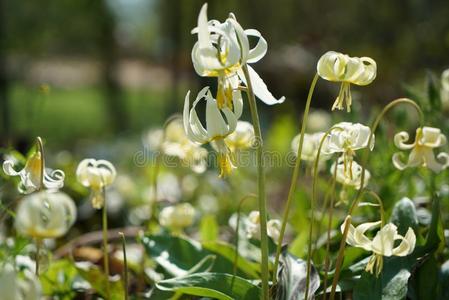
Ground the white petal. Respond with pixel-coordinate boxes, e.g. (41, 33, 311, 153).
(205, 95, 229, 138)
(245, 29, 267, 64)
(196, 3, 211, 49)
(394, 131, 415, 150)
(392, 228, 416, 256)
(371, 223, 397, 256)
(238, 65, 285, 105)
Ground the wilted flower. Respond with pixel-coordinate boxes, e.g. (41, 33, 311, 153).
(291, 132, 331, 164)
(76, 159, 117, 209)
(15, 190, 76, 239)
(159, 203, 196, 232)
(317, 51, 377, 112)
(3, 138, 65, 194)
(0, 264, 41, 300)
(392, 126, 449, 173)
(191, 3, 284, 106)
(306, 110, 332, 133)
(341, 216, 416, 276)
(246, 211, 281, 241)
(331, 157, 370, 189)
(184, 87, 240, 177)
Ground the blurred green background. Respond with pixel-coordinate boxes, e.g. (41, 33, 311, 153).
(1, 0, 449, 148)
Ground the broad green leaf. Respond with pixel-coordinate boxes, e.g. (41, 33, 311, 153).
(141, 234, 258, 278)
(200, 214, 219, 242)
(156, 272, 261, 300)
(390, 197, 418, 235)
(75, 262, 124, 300)
(274, 248, 320, 300)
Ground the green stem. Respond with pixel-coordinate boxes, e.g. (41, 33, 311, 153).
(273, 73, 319, 283)
(119, 232, 129, 300)
(102, 188, 111, 300)
(35, 238, 42, 276)
(305, 126, 342, 300)
(242, 64, 269, 300)
(329, 98, 424, 300)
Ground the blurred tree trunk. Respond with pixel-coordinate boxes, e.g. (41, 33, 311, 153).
(0, 0, 10, 146)
(96, 0, 128, 133)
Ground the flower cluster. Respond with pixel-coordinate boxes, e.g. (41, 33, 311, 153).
(184, 3, 283, 177)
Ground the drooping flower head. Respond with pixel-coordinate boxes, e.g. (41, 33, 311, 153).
(191, 3, 284, 106)
(291, 132, 332, 163)
(222, 120, 255, 152)
(3, 137, 65, 194)
(317, 51, 377, 112)
(184, 87, 241, 177)
(341, 216, 416, 276)
(15, 190, 77, 239)
(76, 159, 117, 209)
(392, 126, 449, 173)
(159, 203, 196, 233)
(246, 210, 281, 241)
(331, 157, 370, 189)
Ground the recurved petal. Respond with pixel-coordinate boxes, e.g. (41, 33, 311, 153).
(238, 65, 285, 105)
(245, 29, 267, 64)
(420, 127, 446, 148)
(371, 223, 397, 256)
(352, 220, 381, 251)
(392, 228, 416, 256)
(196, 3, 211, 49)
(394, 131, 415, 150)
(2, 159, 21, 176)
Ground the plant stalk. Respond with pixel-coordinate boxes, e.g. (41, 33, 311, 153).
(102, 188, 111, 300)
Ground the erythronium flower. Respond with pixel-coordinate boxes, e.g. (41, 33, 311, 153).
(191, 3, 284, 106)
(246, 210, 281, 241)
(325, 122, 374, 174)
(222, 120, 255, 152)
(341, 216, 416, 276)
(159, 203, 196, 233)
(331, 157, 370, 189)
(317, 51, 376, 112)
(15, 190, 77, 239)
(392, 126, 449, 173)
(291, 132, 332, 163)
(184, 87, 241, 177)
(3, 138, 64, 194)
(0, 264, 41, 300)
(76, 159, 117, 209)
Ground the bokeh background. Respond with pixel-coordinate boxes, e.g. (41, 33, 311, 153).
(1, 0, 449, 148)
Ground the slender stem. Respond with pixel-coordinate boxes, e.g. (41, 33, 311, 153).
(305, 127, 342, 299)
(323, 161, 338, 300)
(36, 137, 45, 189)
(102, 188, 111, 300)
(273, 73, 319, 282)
(35, 238, 41, 276)
(329, 98, 424, 300)
(242, 64, 269, 300)
(119, 232, 129, 300)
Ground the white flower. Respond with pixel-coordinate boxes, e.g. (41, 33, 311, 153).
(184, 87, 240, 177)
(191, 3, 284, 106)
(159, 203, 196, 232)
(76, 159, 117, 209)
(15, 190, 77, 239)
(0, 265, 41, 300)
(326, 122, 374, 155)
(222, 120, 255, 151)
(306, 110, 332, 133)
(246, 211, 281, 241)
(317, 51, 377, 111)
(392, 126, 449, 173)
(163, 119, 208, 173)
(291, 132, 332, 162)
(3, 139, 65, 194)
(331, 157, 370, 189)
(341, 216, 416, 276)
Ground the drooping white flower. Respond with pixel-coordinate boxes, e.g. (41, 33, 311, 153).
(0, 264, 41, 300)
(341, 216, 416, 276)
(392, 126, 449, 173)
(317, 51, 377, 112)
(159, 203, 196, 232)
(184, 87, 240, 177)
(76, 159, 117, 209)
(331, 157, 370, 189)
(306, 110, 332, 133)
(246, 211, 281, 241)
(3, 138, 65, 194)
(326, 122, 374, 155)
(15, 190, 77, 239)
(291, 132, 332, 163)
(191, 3, 284, 106)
